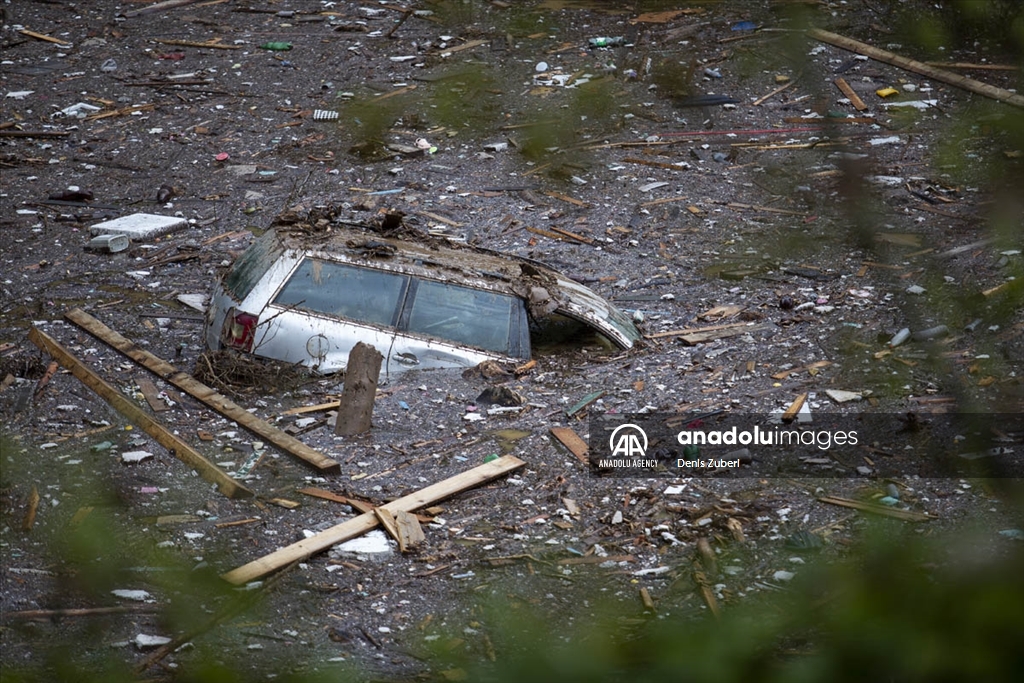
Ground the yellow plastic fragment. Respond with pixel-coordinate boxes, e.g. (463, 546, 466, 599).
(876, 87, 899, 98)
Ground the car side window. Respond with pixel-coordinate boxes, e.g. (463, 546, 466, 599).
(403, 279, 517, 354)
(272, 259, 407, 328)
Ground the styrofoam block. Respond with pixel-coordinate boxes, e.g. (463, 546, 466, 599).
(89, 213, 188, 239)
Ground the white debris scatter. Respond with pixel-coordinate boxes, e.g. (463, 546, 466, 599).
(112, 589, 153, 602)
(134, 634, 172, 649)
(121, 450, 154, 464)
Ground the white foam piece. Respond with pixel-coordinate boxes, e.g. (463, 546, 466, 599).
(90, 213, 188, 239)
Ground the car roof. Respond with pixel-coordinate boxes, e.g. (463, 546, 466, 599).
(272, 226, 557, 293)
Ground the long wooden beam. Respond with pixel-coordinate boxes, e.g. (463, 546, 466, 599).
(222, 455, 525, 584)
(808, 28, 1024, 110)
(64, 308, 340, 474)
(28, 327, 254, 500)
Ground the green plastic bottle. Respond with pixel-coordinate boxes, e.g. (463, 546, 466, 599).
(261, 42, 292, 51)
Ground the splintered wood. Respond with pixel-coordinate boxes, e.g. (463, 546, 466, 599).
(223, 456, 525, 585)
(375, 508, 425, 553)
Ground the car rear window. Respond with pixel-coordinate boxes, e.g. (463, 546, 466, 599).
(404, 279, 518, 354)
(272, 259, 407, 327)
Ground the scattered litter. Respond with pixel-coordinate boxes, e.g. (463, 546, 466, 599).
(134, 634, 171, 649)
(121, 450, 154, 464)
(313, 109, 338, 121)
(912, 325, 948, 341)
(633, 566, 670, 577)
(588, 37, 624, 48)
(112, 589, 153, 602)
(881, 100, 938, 110)
(825, 389, 862, 403)
(60, 102, 102, 119)
(87, 234, 130, 254)
(889, 328, 911, 347)
(333, 529, 394, 561)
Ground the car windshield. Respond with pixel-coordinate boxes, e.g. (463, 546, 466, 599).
(273, 259, 407, 327)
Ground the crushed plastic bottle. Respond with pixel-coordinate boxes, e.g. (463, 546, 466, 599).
(260, 42, 293, 51)
(588, 36, 624, 48)
(100, 59, 118, 72)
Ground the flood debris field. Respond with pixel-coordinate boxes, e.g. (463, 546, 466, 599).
(1, 0, 1023, 680)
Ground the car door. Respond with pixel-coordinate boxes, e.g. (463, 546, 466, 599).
(385, 277, 530, 374)
(257, 257, 406, 373)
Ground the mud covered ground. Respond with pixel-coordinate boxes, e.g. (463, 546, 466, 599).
(1, 1, 1023, 680)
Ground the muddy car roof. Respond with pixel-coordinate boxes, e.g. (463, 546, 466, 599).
(258, 224, 641, 348)
(269, 226, 563, 292)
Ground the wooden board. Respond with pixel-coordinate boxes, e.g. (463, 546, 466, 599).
(297, 487, 375, 513)
(222, 455, 525, 584)
(136, 377, 170, 412)
(28, 327, 254, 499)
(817, 495, 932, 522)
(375, 508, 425, 553)
(833, 77, 867, 110)
(64, 308, 339, 473)
(677, 322, 776, 345)
(549, 427, 589, 463)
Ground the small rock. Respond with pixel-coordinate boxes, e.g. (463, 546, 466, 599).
(773, 570, 795, 582)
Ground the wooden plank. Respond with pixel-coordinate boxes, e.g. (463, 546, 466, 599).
(817, 495, 932, 522)
(27, 327, 254, 500)
(549, 226, 594, 245)
(833, 77, 867, 110)
(549, 427, 589, 463)
(222, 455, 525, 584)
(64, 308, 339, 473)
(296, 487, 375, 512)
(526, 226, 578, 244)
(648, 321, 750, 340)
(542, 191, 589, 207)
(809, 28, 1024, 110)
(678, 322, 775, 345)
(136, 377, 170, 412)
(278, 401, 337, 417)
(18, 28, 72, 46)
(23, 486, 40, 532)
(374, 508, 403, 548)
(123, 0, 204, 17)
(781, 392, 807, 423)
(395, 510, 425, 551)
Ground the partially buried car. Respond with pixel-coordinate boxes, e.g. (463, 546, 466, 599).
(205, 224, 641, 376)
